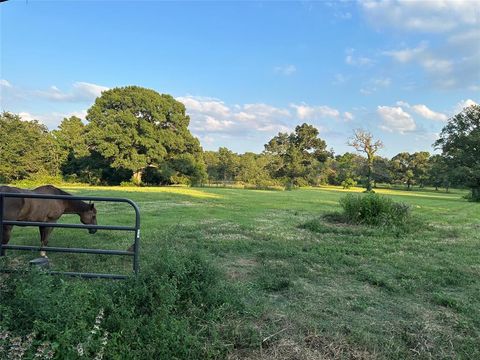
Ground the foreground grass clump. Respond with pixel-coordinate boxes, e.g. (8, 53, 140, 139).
(0, 248, 247, 359)
(339, 193, 411, 227)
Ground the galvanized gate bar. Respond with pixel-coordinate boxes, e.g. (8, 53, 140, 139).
(0, 192, 141, 279)
(1, 244, 134, 256)
(48, 271, 129, 280)
(2, 221, 136, 231)
(1, 268, 129, 280)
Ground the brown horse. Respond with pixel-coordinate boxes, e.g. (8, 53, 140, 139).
(0, 185, 97, 257)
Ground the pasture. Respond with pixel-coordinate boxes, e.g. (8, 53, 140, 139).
(1, 185, 479, 359)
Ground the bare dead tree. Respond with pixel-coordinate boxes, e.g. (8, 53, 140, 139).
(348, 129, 383, 192)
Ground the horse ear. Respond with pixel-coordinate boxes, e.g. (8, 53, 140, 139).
(90, 203, 94, 210)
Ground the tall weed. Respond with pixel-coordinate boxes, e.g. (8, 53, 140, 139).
(339, 193, 412, 227)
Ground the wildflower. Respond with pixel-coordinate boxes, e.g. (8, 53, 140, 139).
(91, 308, 105, 336)
(95, 309, 105, 325)
(0, 329, 10, 341)
(76, 343, 85, 356)
(94, 330, 109, 360)
(45, 349, 55, 360)
(34, 341, 52, 359)
(101, 331, 109, 346)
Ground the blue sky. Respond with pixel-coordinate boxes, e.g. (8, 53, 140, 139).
(1, 0, 479, 157)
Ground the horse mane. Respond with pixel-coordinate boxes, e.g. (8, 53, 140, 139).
(33, 185, 72, 196)
(33, 185, 91, 214)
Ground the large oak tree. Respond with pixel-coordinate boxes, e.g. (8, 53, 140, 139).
(86, 86, 205, 184)
(264, 123, 329, 186)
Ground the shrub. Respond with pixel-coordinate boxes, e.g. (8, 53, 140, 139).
(0, 248, 247, 359)
(339, 193, 411, 227)
(119, 180, 138, 187)
(11, 174, 66, 188)
(341, 178, 357, 189)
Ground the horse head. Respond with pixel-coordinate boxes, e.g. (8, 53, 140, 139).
(80, 203, 97, 234)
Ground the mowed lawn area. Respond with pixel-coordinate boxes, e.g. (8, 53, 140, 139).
(2, 186, 479, 359)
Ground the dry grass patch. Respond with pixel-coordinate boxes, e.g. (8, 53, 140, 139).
(225, 257, 258, 281)
(228, 334, 374, 360)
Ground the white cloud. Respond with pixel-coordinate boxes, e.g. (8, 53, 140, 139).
(383, 42, 428, 63)
(345, 48, 373, 67)
(36, 81, 109, 102)
(447, 28, 480, 47)
(177, 96, 230, 117)
(18, 109, 88, 128)
(395, 100, 410, 108)
(360, 77, 391, 95)
(411, 104, 448, 122)
(177, 96, 352, 142)
(337, 12, 352, 20)
(203, 115, 235, 131)
(378, 8, 480, 90)
(178, 95, 291, 135)
(454, 99, 478, 113)
(0, 79, 12, 88)
(344, 111, 354, 121)
(73, 82, 109, 99)
(333, 73, 348, 85)
(242, 103, 291, 119)
(377, 105, 416, 133)
(18, 112, 38, 122)
(371, 1, 480, 90)
(361, 0, 479, 33)
(383, 42, 466, 88)
(274, 64, 297, 76)
(290, 103, 341, 120)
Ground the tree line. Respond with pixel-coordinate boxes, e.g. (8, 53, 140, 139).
(1, 86, 479, 201)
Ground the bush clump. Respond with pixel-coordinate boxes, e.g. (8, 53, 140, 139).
(339, 193, 411, 227)
(0, 248, 249, 359)
(341, 178, 357, 189)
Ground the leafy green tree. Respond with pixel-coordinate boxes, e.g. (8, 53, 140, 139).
(264, 132, 290, 180)
(52, 116, 94, 182)
(411, 151, 431, 188)
(216, 147, 239, 181)
(53, 116, 89, 160)
(372, 156, 392, 187)
(348, 129, 383, 192)
(170, 153, 207, 185)
(264, 123, 329, 186)
(331, 152, 365, 185)
(86, 86, 204, 184)
(428, 154, 451, 192)
(434, 104, 480, 200)
(235, 152, 271, 185)
(0, 112, 61, 182)
(203, 151, 221, 181)
(390, 152, 415, 190)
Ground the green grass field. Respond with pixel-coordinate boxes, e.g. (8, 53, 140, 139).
(1, 185, 479, 359)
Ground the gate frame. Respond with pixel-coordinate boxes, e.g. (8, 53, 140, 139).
(0, 192, 140, 279)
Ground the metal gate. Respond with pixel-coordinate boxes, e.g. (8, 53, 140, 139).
(0, 192, 140, 279)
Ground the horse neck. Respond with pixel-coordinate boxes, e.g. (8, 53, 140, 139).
(64, 200, 90, 215)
